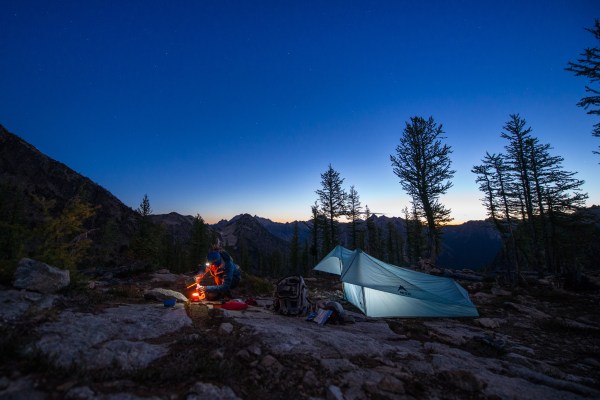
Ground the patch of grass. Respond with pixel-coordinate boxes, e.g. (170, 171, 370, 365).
(107, 284, 144, 299)
(239, 273, 273, 296)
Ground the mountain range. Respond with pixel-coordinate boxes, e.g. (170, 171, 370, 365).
(1, 124, 501, 272)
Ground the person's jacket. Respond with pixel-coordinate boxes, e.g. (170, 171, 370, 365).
(202, 251, 241, 293)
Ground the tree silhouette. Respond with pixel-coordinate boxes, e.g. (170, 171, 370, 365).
(473, 115, 589, 282)
(390, 116, 454, 263)
(290, 221, 300, 274)
(346, 185, 363, 249)
(131, 194, 163, 268)
(188, 214, 209, 269)
(316, 164, 347, 251)
(566, 19, 600, 156)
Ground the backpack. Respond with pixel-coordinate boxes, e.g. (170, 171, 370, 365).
(273, 275, 310, 316)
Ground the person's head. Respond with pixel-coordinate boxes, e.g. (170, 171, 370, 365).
(206, 251, 222, 267)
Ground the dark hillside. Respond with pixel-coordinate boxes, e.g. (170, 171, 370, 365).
(0, 125, 138, 266)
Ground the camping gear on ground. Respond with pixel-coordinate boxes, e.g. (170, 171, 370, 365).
(244, 298, 258, 306)
(189, 291, 205, 302)
(163, 298, 176, 307)
(221, 299, 249, 311)
(317, 300, 355, 324)
(306, 309, 333, 325)
(273, 275, 310, 316)
(313, 245, 479, 318)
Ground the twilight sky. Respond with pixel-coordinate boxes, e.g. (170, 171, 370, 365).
(1, 0, 599, 224)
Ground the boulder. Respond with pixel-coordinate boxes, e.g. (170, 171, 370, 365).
(143, 288, 189, 303)
(13, 258, 70, 294)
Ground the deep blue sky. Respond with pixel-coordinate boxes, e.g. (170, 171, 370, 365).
(1, 1, 598, 223)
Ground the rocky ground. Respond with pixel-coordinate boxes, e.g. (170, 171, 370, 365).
(0, 260, 599, 399)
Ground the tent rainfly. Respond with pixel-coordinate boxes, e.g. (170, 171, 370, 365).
(313, 245, 479, 318)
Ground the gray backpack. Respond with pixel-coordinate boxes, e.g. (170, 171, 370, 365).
(273, 275, 310, 316)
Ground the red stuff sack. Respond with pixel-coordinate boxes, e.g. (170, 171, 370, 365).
(221, 300, 248, 311)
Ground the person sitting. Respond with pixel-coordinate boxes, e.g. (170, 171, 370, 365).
(195, 250, 241, 301)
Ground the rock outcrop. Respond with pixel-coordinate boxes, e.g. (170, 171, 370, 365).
(13, 258, 70, 294)
(1, 265, 599, 399)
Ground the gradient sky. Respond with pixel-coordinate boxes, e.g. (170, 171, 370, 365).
(1, 0, 599, 224)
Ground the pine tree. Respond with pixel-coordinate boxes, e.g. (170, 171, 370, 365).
(346, 185, 363, 250)
(525, 137, 588, 275)
(315, 164, 347, 251)
(37, 197, 97, 274)
(188, 214, 209, 270)
(403, 202, 425, 264)
(310, 202, 320, 264)
(301, 240, 310, 276)
(473, 152, 520, 283)
(500, 115, 543, 274)
(290, 221, 300, 274)
(364, 205, 380, 258)
(390, 116, 454, 263)
(474, 115, 589, 281)
(0, 183, 26, 264)
(566, 19, 600, 155)
(130, 194, 162, 268)
(386, 220, 402, 265)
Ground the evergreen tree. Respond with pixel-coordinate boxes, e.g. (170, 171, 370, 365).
(500, 115, 542, 274)
(160, 232, 185, 273)
(364, 205, 380, 258)
(238, 236, 250, 273)
(473, 152, 520, 283)
(188, 214, 209, 270)
(290, 221, 300, 274)
(390, 116, 454, 263)
(269, 249, 284, 277)
(403, 202, 425, 264)
(130, 194, 162, 268)
(566, 19, 600, 155)
(316, 164, 347, 251)
(138, 194, 152, 216)
(474, 115, 589, 281)
(301, 239, 310, 276)
(525, 137, 588, 275)
(386, 220, 403, 265)
(319, 212, 331, 259)
(0, 183, 26, 264)
(310, 202, 320, 264)
(37, 197, 97, 274)
(346, 185, 363, 249)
